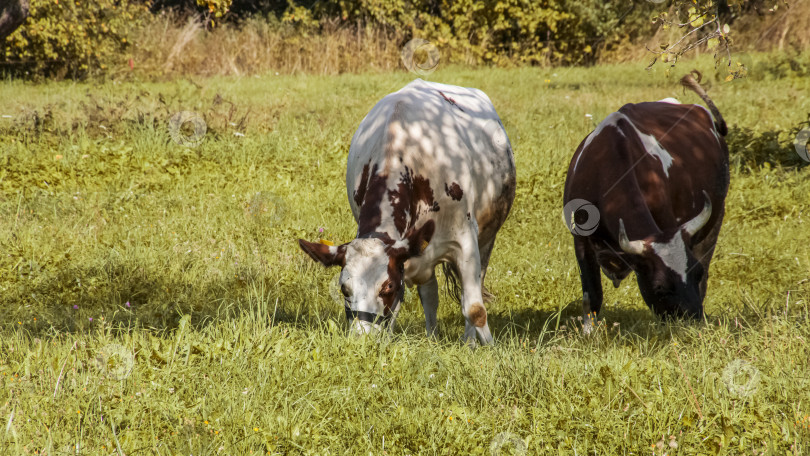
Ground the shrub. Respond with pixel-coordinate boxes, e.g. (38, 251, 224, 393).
(1, 0, 151, 78)
(289, 0, 657, 66)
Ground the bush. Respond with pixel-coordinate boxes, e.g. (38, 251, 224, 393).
(0, 0, 795, 79)
(286, 0, 657, 66)
(1, 0, 151, 78)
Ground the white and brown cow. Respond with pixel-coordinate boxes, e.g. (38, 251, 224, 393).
(299, 79, 516, 345)
(563, 72, 729, 331)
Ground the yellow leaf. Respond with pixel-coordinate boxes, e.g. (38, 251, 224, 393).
(724, 74, 734, 82)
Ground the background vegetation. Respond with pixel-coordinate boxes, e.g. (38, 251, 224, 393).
(1, 0, 807, 79)
(0, 52, 808, 453)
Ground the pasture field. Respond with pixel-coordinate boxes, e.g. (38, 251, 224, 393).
(1, 53, 810, 454)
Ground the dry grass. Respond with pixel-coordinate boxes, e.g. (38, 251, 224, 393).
(549, 3, 810, 67)
(90, 3, 810, 80)
(124, 15, 406, 78)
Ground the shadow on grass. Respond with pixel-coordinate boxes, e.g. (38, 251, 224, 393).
(2, 260, 321, 337)
(6, 263, 803, 348)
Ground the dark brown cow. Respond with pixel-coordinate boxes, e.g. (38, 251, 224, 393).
(563, 72, 729, 331)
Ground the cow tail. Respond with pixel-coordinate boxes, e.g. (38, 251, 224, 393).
(680, 70, 727, 136)
(441, 263, 463, 304)
(441, 263, 493, 304)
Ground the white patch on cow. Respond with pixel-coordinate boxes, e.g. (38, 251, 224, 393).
(574, 112, 627, 173)
(349, 319, 382, 335)
(576, 111, 673, 177)
(709, 127, 722, 146)
(342, 238, 390, 314)
(651, 233, 688, 283)
(392, 239, 409, 250)
(628, 122, 674, 177)
(658, 97, 680, 104)
(328, 245, 338, 256)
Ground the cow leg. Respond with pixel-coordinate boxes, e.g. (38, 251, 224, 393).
(417, 270, 440, 338)
(692, 206, 725, 300)
(574, 236, 603, 334)
(478, 237, 496, 302)
(456, 230, 494, 347)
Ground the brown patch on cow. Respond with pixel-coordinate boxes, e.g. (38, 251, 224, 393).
(353, 163, 371, 207)
(438, 91, 464, 112)
(468, 302, 487, 328)
(379, 221, 434, 315)
(413, 174, 439, 212)
(445, 182, 463, 201)
(380, 255, 405, 316)
(357, 164, 388, 236)
(298, 239, 347, 267)
(356, 163, 441, 239)
(389, 168, 438, 236)
(386, 220, 435, 261)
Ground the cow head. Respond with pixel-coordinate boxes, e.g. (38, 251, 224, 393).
(617, 194, 712, 319)
(298, 221, 435, 335)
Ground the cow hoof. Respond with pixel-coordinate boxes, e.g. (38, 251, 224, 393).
(582, 314, 595, 335)
(476, 325, 495, 346)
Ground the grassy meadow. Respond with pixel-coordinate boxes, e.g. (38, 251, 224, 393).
(1, 53, 809, 454)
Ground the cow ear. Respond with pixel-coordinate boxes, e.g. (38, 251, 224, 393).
(405, 220, 436, 258)
(298, 239, 347, 267)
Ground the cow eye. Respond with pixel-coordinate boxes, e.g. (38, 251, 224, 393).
(340, 283, 351, 298)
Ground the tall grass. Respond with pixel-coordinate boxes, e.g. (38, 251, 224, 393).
(123, 15, 406, 78)
(111, 2, 810, 79)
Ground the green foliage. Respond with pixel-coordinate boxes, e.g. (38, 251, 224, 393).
(726, 118, 810, 171)
(296, 0, 656, 65)
(197, 0, 233, 18)
(1, 0, 150, 77)
(646, 0, 787, 72)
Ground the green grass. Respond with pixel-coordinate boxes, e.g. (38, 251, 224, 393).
(1, 53, 809, 454)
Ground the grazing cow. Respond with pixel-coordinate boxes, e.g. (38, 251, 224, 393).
(563, 71, 729, 331)
(299, 79, 516, 345)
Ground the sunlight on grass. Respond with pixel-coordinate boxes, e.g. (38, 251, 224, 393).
(0, 53, 809, 454)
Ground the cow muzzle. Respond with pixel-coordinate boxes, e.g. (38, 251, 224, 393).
(345, 307, 391, 335)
